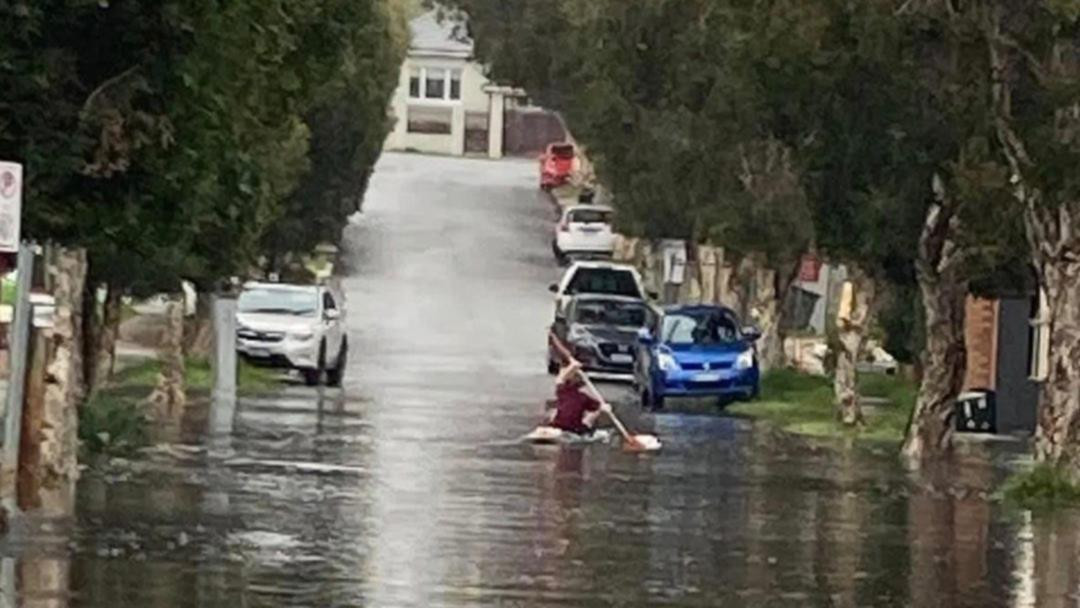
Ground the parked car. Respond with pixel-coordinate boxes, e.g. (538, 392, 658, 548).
(539, 142, 576, 190)
(552, 204, 616, 263)
(634, 304, 761, 409)
(548, 261, 653, 320)
(236, 281, 347, 386)
(549, 294, 655, 376)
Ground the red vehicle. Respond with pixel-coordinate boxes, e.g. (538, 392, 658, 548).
(539, 142, 576, 190)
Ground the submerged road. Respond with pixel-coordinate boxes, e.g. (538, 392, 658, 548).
(3, 152, 1072, 607)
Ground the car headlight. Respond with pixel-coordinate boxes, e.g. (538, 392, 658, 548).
(568, 326, 595, 345)
(290, 331, 314, 341)
(734, 349, 754, 370)
(658, 352, 679, 371)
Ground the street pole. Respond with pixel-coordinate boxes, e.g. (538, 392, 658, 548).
(0, 244, 33, 511)
(208, 294, 238, 435)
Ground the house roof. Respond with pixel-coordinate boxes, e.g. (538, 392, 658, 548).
(410, 10, 472, 58)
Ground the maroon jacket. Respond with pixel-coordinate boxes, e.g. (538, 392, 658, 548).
(552, 382, 600, 434)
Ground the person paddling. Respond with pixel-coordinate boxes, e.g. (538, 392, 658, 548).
(548, 360, 612, 435)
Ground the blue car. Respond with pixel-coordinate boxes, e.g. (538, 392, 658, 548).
(634, 305, 761, 409)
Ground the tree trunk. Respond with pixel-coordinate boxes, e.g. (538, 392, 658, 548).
(148, 294, 186, 422)
(1033, 253, 1080, 466)
(183, 291, 213, 358)
(82, 283, 122, 395)
(720, 254, 789, 372)
(101, 286, 122, 380)
(35, 246, 87, 516)
(81, 280, 100, 395)
(833, 267, 876, 426)
(902, 192, 968, 468)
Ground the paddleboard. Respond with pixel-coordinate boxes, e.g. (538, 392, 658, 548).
(524, 426, 613, 445)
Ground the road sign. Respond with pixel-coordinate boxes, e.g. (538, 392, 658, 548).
(0, 162, 22, 253)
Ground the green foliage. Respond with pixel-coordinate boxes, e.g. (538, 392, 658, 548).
(451, 0, 1030, 390)
(1003, 464, 1080, 511)
(0, 0, 406, 295)
(727, 369, 915, 443)
(79, 393, 149, 460)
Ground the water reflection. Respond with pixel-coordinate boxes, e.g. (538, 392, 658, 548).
(6, 382, 1080, 608)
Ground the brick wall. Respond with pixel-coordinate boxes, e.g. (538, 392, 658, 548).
(963, 296, 999, 391)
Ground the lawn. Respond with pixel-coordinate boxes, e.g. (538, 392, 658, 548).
(80, 356, 279, 458)
(727, 368, 916, 443)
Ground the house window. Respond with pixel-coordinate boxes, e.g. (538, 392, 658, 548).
(450, 69, 461, 100)
(425, 68, 446, 99)
(1028, 289, 1050, 381)
(407, 67, 463, 102)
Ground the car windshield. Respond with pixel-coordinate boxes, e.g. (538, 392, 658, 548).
(661, 311, 740, 345)
(573, 300, 649, 328)
(566, 268, 640, 298)
(569, 209, 611, 224)
(238, 287, 318, 316)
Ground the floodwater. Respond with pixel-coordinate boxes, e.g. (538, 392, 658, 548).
(3, 153, 1077, 607)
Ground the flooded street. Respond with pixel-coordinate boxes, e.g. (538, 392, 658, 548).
(3, 152, 1076, 607)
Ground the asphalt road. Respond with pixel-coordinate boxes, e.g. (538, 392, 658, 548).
(2, 152, 1063, 607)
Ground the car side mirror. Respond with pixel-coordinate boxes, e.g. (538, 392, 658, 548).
(324, 309, 341, 321)
(742, 325, 762, 341)
(646, 290, 659, 300)
(637, 327, 654, 345)
(548, 283, 559, 294)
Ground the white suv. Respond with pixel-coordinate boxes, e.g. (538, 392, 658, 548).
(236, 281, 347, 386)
(548, 261, 651, 320)
(553, 204, 616, 262)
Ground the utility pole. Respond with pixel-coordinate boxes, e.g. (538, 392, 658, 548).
(208, 290, 238, 435)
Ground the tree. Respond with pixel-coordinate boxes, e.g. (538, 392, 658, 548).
(981, 0, 1080, 470)
(1, 0, 406, 425)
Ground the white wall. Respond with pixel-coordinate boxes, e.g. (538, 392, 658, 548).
(384, 54, 491, 156)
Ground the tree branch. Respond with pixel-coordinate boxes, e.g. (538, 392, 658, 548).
(80, 64, 142, 115)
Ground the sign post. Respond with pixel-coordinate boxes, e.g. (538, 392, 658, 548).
(0, 162, 23, 512)
(0, 163, 22, 254)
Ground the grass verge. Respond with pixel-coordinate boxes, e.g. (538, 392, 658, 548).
(79, 355, 279, 458)
(726, 368, 916, 443)
(1002, 464, 1080, 511)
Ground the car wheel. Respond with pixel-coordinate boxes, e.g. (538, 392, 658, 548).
(304, 342, 327, 387)
(326, 339, 347, 387)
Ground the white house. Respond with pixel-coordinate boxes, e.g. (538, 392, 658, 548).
(385, 11, 567, 158)
(384, 11, 526, 158)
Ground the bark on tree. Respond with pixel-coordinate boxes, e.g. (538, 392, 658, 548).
(148, 294, 186, 422)
(183, 291, 213, 358)
(902, 185, 968, 468)
(1031, 246, 1080, 466)
(82, 283, 122, 395)
(833, 267, 876, 426)
(34, 246, 87, 516)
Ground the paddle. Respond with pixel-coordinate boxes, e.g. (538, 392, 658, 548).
(548, 332, 662, 452)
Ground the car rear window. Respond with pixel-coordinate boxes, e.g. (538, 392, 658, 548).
(569, 209, 612, 224)
(566, 268, 641, 298)
(551, 144, 574, 159)
(573, 300, 650, 327)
